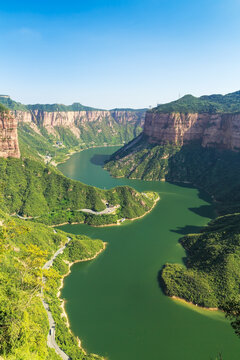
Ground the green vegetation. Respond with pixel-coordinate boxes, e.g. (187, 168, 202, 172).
(0, 95, 147, 113)
(0, 96, 144, 164)
(17, 120, 142, 165)
(0, 209, 105, 359)
(105, 136, 240, 214)
(74, 117, 142, 148)
(152, 90, 240, 114)
(0, 96, 27, 111)
(0, 96, 96, 112)
(26, 102, 97, 112)
(0, 97, 157, 358)
(106, 131, 240, 336)
(105, 134, 180, 181)
(0, 107, 156, 359)
(161, 213, 240, 309)
(0, 103, 9, 113)
(0, 156, 155, 225)
(44, 236, 105, 360)
(18, 123, 84, 164)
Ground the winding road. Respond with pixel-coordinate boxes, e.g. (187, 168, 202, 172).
(42, 236, 72, 360)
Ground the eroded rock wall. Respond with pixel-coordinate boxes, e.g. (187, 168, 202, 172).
(0, 111, 20, 158)
(13, 110, 145, 138)
(144, 111, 240, 150)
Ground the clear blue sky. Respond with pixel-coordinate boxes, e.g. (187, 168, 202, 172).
(1, 0, 240, 109)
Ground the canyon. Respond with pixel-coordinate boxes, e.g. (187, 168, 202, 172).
(0, 96, 147, 161)
(144, 111, 240, 151)
(13, 108, 145, 139)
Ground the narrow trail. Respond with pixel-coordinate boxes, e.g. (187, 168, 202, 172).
(41, 236, 72, 360)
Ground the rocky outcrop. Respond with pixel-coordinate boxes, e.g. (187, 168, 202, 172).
(13, 109, 145, 138)
(0, 110, 20, 158)
(144, 111, 240, 150)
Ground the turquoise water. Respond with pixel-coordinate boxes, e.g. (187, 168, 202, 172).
(58, 147, 240, 360)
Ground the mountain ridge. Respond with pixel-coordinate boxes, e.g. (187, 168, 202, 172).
(151, 90, 240, 114)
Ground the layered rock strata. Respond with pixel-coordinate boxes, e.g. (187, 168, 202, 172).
(144, 112, 240, 150)
(13, 110, 145, 138)
(0, 111, 20, 158)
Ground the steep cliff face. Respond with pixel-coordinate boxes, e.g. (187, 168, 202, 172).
(13, 109, 145, 138)
(0, 110, 20, 158)
(144, 111, 240, 150)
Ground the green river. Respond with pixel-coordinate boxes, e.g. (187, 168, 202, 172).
(58, 146, 240, 360)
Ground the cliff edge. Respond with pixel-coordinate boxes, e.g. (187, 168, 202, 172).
(0, 106, 20, 158)
(144, 111, 240, 150)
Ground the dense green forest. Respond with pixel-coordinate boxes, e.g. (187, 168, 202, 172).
(0, 96, 97, 112)
(0, 209, 105, 359)
(152, 90, 240, 113)
(17, 120, 142, 164)
(0, 95, 146, 113)
(105, 135, 240, 214)
(0, 156, 155, 225)
(161, 213, 240, 309)
(18, 123, 82, 163)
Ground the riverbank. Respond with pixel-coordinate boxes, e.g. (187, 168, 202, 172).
(55, 146, 240, 360)
(91, 194, 160, 227)
(56, 242, 107, 354)
(171, 296, 219, 312)
(51, 196, 160, 228)
(52, 144, 124, 167)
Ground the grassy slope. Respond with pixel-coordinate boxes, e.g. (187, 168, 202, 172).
(0, 209, 104, 360)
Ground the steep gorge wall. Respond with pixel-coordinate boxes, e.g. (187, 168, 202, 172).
(0, 111, 20, 158)
(144, 111, 240, 150)
(13, 109, 145, 138)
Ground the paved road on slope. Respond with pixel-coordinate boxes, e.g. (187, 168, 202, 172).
(42, 236, 72, 360)
(80, 204, 119, 215)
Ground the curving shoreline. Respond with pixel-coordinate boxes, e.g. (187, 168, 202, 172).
(51, 195, 160, 228)
(90, 194, 160, 227)
(57, 242, 107, 354)
(53, 144, 124, 167)
(171, 296, 219, 312)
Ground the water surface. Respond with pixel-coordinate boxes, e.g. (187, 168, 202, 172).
(58, 146, 240, 360)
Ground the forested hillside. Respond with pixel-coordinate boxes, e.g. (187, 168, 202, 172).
(0, 156, 155, 226)
(152, 90, 240, 113)
(0, 209, 106, 360)
(161, 213, 240, 309)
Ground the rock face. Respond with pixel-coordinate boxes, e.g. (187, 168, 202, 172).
(144, 111, 240, 150)
(14, 109, 145, 138)
(0, 111, 20, 158)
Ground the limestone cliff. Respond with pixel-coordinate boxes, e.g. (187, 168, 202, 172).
(0, 110, 20, 158)
(144, 111, 240, 151)
(13, 109, 145, 139)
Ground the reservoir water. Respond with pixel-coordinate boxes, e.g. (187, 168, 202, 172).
(58, 146, 240, 360)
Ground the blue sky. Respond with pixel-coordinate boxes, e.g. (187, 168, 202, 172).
(1, 0, 240, 108)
